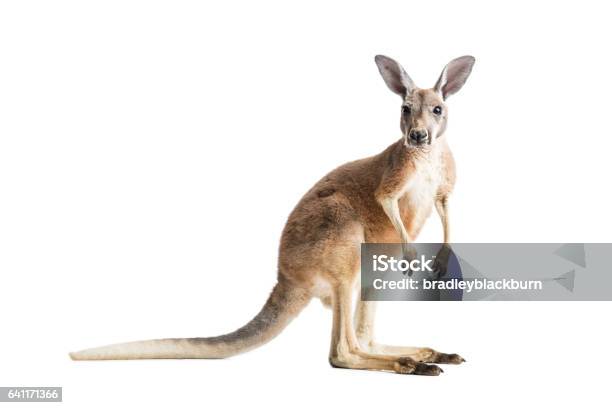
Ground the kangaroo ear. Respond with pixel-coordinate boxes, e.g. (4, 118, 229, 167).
(434, 56, 475, 100)
(374, 55, 415, 97)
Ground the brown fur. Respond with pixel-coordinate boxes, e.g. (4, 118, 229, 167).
(70, 55, 474, 375)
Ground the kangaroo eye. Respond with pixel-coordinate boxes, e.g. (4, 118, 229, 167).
(402, 105, 411, 115)
(433, 106, 443, 115)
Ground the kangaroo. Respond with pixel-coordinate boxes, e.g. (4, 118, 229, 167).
(70, 55, 475, 375)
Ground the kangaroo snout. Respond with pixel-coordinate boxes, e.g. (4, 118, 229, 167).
(409, 128, 429, 144)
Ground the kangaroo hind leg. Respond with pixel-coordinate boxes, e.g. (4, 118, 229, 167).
(328, 283, 443, 375)
(353, 300, 465, 364)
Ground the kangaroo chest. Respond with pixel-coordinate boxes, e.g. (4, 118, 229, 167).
(398, 152, 443, 235)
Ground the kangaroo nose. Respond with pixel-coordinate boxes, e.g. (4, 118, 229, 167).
(409, 129, 428, 143)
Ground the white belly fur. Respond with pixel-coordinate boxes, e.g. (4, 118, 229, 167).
(400, 148, 443, 233)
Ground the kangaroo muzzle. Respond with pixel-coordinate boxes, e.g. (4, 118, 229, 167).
(409, 128, 429, 145)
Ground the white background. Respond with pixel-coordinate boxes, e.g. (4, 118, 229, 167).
(1, 1, 611, 407)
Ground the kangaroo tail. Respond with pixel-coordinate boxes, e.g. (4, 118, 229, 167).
(69, 280, 310, 361)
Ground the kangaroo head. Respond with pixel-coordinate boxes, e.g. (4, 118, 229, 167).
(374, 55, 475, 147)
